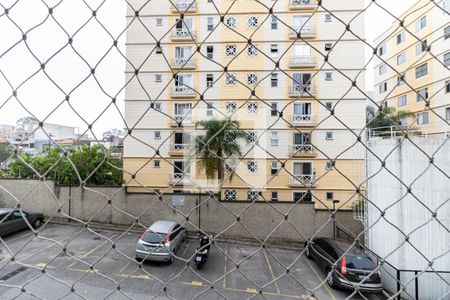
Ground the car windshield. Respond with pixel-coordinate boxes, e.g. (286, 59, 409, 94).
(142, 231, 167, 244)
(346, 255, 374, 270)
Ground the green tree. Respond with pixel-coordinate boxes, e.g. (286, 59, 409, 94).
(194, 119, 245, 197)
(0, 144, 13, 164)
(8, 145, 122, 185)
(367, 107, 412, 130)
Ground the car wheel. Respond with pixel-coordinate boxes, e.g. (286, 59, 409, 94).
(327, 269, 337, 289)
(135, 257, 143, 263)
(168, 255, 174, 264)
(32, 218, 42, 229)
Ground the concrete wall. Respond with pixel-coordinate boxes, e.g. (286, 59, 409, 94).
(0, 179, 363, 245)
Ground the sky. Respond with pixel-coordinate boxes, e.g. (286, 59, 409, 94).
(0, 0, 413, 137)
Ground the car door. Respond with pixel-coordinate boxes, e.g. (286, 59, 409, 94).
(6, 211, 27, 235)
(319, 241, 338, 272)
(171, 225, 181, 251)
(0, 213, 9, 236)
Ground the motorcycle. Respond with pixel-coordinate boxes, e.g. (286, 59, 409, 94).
(194, 234, 211, 269)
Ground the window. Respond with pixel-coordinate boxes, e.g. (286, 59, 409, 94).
(444, 25, 450, 39)
(247, 44, 258, 56)
(444, 0, 450, 12)
(271, 73, 278, 87)
(224, 189, 237, 201)
(397, 73, 406, 86)
(396, 31, 405, 44)
(207, 17, 214, 31)
(271, 191, 278, 201)
(154, 102, 162, 111)
(379, 81, 388, 93)
(206, 102, 214, 116)
(226, 73, 237, 85)
(155, 74, 162, 82)
(271, 15, 278, 29)
(225, 16, 237, 27)
(246, 131, 257, 144)
(325, 132, 333, 140)
(155, 46, 162, 54)
(154, 131, 161, 139)
(225, 44, 237, 56)
(397, 52, 406, 65)
(270, 131, 278, 146)
(270, 102, 278, 116)
(326, 192, 333, 200)
(270, 44, 278, 57)
(248, 16, 259, 28)
(225, 101, 237, 113)
(154, 160, 160, 168)
(417, 87, 428, 101)
(324, 14, 332, 22)
(156, 18, 163, 26)
(399, 116, 408, 127)
(247, 73, 258, 85)
(379, 64, 387, 75)
(444, 52, 450, 66)
(415, 16, 427, 32)
(325, 102, 333, 110)
(247, 101, 258, 114)
(324, 43, 333, 51)
(446, 81, 450, 93)
(415, 63, 428, 79)
(416, 112, 429, 125)
(247, 160, 258, 173)
(416, 40, 427, 55)
(397, 95, 407, 107)
(294, 192, 312, 202)
(325, 72, 333, 81)
(206, 74, 214, 87)
(378, 44, 387, 56)
(271, 161, 278, 175)
(326, 161, 333, 170)
(446, 107, 450, 120)
(206, 45, 214, 59)
(246, 190, 259, 201)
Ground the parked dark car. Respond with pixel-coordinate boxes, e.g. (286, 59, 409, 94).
(0, 208, 44, 237)
(305, 238, 383, 294)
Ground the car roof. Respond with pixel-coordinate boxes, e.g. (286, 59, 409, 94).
(0, 208, 14, 214)
(318, 237, 366, 256)
(148, 220, 178, 233)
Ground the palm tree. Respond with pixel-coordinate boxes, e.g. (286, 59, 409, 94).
(194, 119, 246, 196)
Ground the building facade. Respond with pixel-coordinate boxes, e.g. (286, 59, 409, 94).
(124, 0, 367, 208)
(373, 0, 450, 136)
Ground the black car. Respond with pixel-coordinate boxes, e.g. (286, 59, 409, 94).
(305, 237, 383, 294)
(0, 208, 44, 237)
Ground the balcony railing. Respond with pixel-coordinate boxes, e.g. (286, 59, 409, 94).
(289, 85, 314, 97)
(168, 143, 190, 156)
(171, 86, 196, 98)
(172, 29, 196, 40)
(289, 27, 316, 38)
(289, 56, 315, 68)
(171, 1, 197, 12)
(170, 114, 193, 126)
(288, 174, 316, 187)
(289, 0, 317, 9)
(169, 173, 192, 185)
(291, 144, 317, 157)
(171, 58, 196, 69)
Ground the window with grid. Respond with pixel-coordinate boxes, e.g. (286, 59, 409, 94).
(224, 190, 237, 201)
(225, 16, 237, 27)
(415, 63, 428, 79)
(248, 16, 259, 28)
(247, 101, 258, 114)
(247, 160, 258, 173)
(225, 44, 237, 56)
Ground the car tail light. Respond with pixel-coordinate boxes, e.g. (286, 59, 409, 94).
(370, 258, 381, 276)
(165, 234, 171, 243)
(140, 229, 148, 240)
(339, 256, 347, 275)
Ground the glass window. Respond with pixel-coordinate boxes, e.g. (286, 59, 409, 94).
(416, 112, 429, 125)
(247, 44, 258, 56)
(206, 102, 214, 116)
(324, 14, 332, 22)
(270, 131, 279, 146)
(224, 190, 237, 201)
(154, 160, 160, 168)
(397, 95, 407, 107)
(326, 161, 333, 170)
(378, 44, 387, 56)
(270, 44, 278, 57)
(445, 25, 450, 39)
(206, 45, 214, 59)
(225, 101, 237, 113)
(156, 18, 163, 26)
(271, 191, 278, 201)
(247, 73, 258, 85)
(325, 132, 333, 140)
(446, 107, 450, 120)
(225, 73, 237, 85)
(225, 16, 237, 28)
(446, 81, 450, 94)
(379, 64, 386, 75)
(325, 102, 333, 110)
(397, 52, 406, 65)
(271, 161, 278, 175)
(325, 72, 333, 81)
(154, 131, 161, 139)
(415, 16, 427, 32)
(294, 192, 312, 202)
(154, 102, 162, 111)
(248, 16, 259, 28)
(345, 255, 376, 270)
(206, 74, 214, 87)
(379, 82, 388, 93)
(416, 87, 428, 101)
(270, 102, 278, 116)
(326, 192, 333, 200)
(247, 101, 258, 113)
(271, 15, 278, 29)
(155, 74, 162, 82)
(324, 43, 333, 51)
(416, 40, 427, 55)
(207, 17, 214, 31)
(444, 52, 450, 66)
(415, 63, 428, 78)
(271, 73, 278, 87)
(396, 31, 405, 44)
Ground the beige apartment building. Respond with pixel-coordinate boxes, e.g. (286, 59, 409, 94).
(373, 0, 450, 136)
(123, 0, 367, 209)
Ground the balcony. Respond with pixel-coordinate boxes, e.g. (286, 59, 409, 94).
(168, 143, 190, 156)
(289, 27, 316, 39)
(290, 144, 317, 157)
(170, 114, 193, 127)
(171, 58, 196, 70)
(290, 114, 315, 127)
(171, 86, 196, 98)
(289, 0, 317, 10)
(172, 29, 196, 41)
(168, 173, 193, 186)
(288, 174, 316, 187)
(288, 85, 315, 97)
(289, 56, 316, 68)
(170, 1, 197, 12)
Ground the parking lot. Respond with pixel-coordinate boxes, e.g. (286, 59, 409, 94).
(0, 224, 384, 299)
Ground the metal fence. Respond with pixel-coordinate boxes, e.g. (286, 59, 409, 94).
(0, 0, 449, 299)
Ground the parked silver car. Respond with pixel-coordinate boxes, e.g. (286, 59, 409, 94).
(135, 220, 187, 263)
